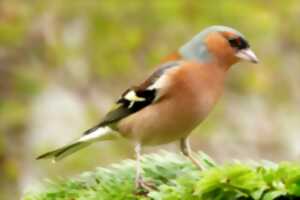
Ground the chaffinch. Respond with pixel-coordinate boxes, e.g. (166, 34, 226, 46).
(37, 25, 258, 190)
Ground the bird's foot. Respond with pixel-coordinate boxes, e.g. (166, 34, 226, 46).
(192, 158, 206, 170)
(186, 154, 206, 171)
(135, 177, 156, 195)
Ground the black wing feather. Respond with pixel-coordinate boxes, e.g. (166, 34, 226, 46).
(82, 88, 156, 135)
(98, 89, 156, 127)
(83, 61, 180, 135)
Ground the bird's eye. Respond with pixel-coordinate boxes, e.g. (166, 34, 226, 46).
(228, 37, 249, 50)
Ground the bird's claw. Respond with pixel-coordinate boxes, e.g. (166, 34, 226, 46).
(135, 177, 156, 195)
(192, 158, 206, 171)
(183, 153, 206, 171)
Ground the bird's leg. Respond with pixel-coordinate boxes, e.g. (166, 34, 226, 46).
(135, 143, 143, 188)
(180, 137, 205, 170)
(134, 143, 154, 192)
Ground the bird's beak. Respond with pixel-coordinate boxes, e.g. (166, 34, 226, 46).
(235, 48, 259, 63)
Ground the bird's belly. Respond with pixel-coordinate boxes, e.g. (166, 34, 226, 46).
(117, 97, 211, 146)
(118, 117, 196, 146)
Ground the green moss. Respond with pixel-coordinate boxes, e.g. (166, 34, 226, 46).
(23, 152, 300, 200)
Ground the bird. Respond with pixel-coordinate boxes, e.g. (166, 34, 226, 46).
(37, 25, 259, 190)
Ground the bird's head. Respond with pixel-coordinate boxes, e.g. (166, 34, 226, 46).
(179, 25, 258, 67)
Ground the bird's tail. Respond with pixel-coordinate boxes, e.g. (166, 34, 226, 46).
(36, 126, 117, 162)
(36, 141, 89, 161)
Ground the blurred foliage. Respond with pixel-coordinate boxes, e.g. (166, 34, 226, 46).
(23, 152, 300, 200)
(1, 0, 300, 200)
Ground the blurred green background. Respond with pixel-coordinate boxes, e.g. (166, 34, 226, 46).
(1, 0, 300, 199)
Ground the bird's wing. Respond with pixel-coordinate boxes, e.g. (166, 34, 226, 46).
(36, 61, 182, 161)
(83, 61, 182, 134)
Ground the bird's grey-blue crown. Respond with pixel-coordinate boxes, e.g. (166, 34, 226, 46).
(179, 25, 244, 62)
